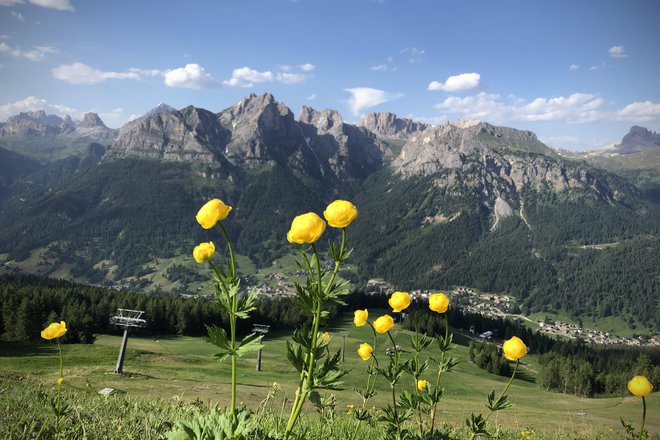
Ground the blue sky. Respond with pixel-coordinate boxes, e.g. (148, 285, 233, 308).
(0, 0, 658, 151)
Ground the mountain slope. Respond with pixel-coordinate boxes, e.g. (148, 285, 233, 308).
(0, 95, 657, 333)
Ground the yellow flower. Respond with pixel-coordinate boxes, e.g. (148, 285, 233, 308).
(322, 331, 330, 342)
(502, 336, 527, 361)
(627, 375, 653, 397)
(286, 212, 326, 244)
(357, 342, 373, 361)
(41, 321, 67, 340)
(373, 315, 394, 334)
(417, 379, 427, 391)
(353, 309, 368, 327)
(388, 291, 411, 313)
(57, 377, 64, 385)
(323, 200, 358, 228)
(193, 241, 215, 263)
(196, 199, 232, 229)
(429, 293, 449, 313)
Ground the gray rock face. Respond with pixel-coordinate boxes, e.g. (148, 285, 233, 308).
(1, 110, 74, 137)
(616, 126, 660, 153)
(299, 106, 388, 179)
(108, 105, 229, 163)
(1, 110, 116, 141)
(358, 112, 428, 139)
(394, 122, 627, 210)
(218, 93, 316, 172)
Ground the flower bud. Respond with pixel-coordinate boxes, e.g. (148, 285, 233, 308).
(373, 315, 395, 334)
(193, 242, 215, 264)
(41, 321, 67, 340)
(196, 199, 232, 229)
(627, 375, 653, 397)
(429, 293, 449, 313)
(502, 336, 527, 361)
(287, 212, 326, 244)
(323, 200, 358, 228)
(353, 309, 368, 327)
(388, 291, 411, 313)
(358, 342, 373, 361)
(417, 379, 427, 391)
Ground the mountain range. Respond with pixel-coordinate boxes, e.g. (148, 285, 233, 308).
(0, 93, 658, 333)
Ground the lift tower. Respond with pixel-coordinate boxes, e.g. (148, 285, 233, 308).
(110, 309, 147, 374)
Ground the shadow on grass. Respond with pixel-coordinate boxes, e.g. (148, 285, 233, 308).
(0, 340, 57, 357)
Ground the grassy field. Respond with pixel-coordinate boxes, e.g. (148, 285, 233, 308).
(1, 310, 657, 438)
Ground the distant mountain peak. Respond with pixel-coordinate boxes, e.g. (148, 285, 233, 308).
(358, 112, 428, 139)
(616, 125, 660, 153)
(78, 112, 107, 129)
(144, 103, 177, 117)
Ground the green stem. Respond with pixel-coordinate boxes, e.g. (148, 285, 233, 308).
(56, 339, 63, 435)
(430, 314, 449, 431)
(386, 330, 402, 440)
(639, 396, 646, 440)
(469, 359, 519, 440)
(323, 229, 346, 297)
(284, 245, 324, 438)
(413, 327, 423, 435)
(349, 324, 379, 440)
(219, 222, 238, 418)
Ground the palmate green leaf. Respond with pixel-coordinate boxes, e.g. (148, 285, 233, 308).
(205, 324, 232, 362)
(286, 341, 305, 373)
(398, 390, 420, 411)
(487, 390, 512, 412)
(291, 282, 314, 317)
(236, 288, 257, 319)
(466, 413, 489, 436)
(235, 332, 263, 358)
(291, 326, 313, 350)
(313, 349, 349, 390)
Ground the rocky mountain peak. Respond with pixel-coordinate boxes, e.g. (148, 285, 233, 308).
(78, 112, 107, 129)
(616, 126, 660, 153)
(358, 112, 428, 139)
(299, 106, 343, 131)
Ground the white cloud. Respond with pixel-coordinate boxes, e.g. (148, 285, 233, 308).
(0, 42, 57, 61)
(299, 63, 315, 72)
(98, 107, 125, 127)
(278, 64, 293, 71)
(163, 63, 219, 89)
(569, 64, 579, 71)
(277, 72, 306, 84)
(344, 87, 403, 116)
(590, 63, 606, 71)
(11, 10, 23, 20)
(371, 64, 389, 72)
(224, 66, 310, 87)
(52, 62, 141, 84)
(435, 91, 605, 124)
(608, 45, 627, 58)
(617, 101, 660, 122)
(428, 72, 481, 92)
(0, 0, 74, 10)
(307, 94, 316, 101)
(400, 47, 425, 62)
(224, 67, 274, 87)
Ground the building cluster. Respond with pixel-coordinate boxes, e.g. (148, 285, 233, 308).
(538, 320, 660, 347)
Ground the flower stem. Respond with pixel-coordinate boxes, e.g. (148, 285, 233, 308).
(56, 339, 63, 436)
(639, 396, 646, 440)
(430, 314, 449, 431)
(349, 323, 379, 440)
(219, 222, 238, 418)
(386, 330, 402, 440)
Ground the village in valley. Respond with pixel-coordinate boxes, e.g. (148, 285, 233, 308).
(249, 265, 659, 347)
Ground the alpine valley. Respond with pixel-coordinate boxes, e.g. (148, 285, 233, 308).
(0, 93, 658, 334)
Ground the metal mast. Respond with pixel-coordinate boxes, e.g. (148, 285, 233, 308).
(252, 324, 270, 371)
(110, 309, 147, 374)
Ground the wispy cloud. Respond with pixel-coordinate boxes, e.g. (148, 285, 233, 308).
(10, 10, 23, 20)
(52, 62, 141, 84)
(344, 87, 403, 116)
(400, 47, 425, 63)
(435, 92, 605, 124)
(307, 94, 316, 101)
(52, 62, 220, 89)
(0, 0, 74, 11)
(617, 101, 660, 122)
(569, 64, 579, 71)
(163, 63, 219, 89)
(224, 65, 311, 87)
(0, 96, 76, 120)
(608, 45, 627, 58)
(0, 41, 57, 61)
(428, 73, 481, 92)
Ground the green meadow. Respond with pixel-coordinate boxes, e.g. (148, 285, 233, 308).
(1, 310, 657, 438)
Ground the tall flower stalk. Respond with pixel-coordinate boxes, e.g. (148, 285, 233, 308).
(194, 198, 260, 420)
(41, 321, 68, 436)
(467, 335, 527, 439)
(626, 375, 653, 440)
(283, 200, 357, 439)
